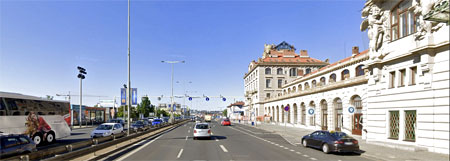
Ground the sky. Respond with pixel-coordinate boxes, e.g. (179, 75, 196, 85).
(0, 0, 368, 111)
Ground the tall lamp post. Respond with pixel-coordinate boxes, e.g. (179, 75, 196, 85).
(126, 0, 131, 136)
(176, 81, 192, 118)
(161, 60, 185, 123)
(77, 66, 87, 128)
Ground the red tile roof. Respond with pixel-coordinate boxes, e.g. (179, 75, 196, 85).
(228, 101, 245, 107)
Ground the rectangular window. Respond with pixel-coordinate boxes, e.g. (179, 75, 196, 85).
(404, 110, 416, 141)
(399, 69, 406, 87)
(389, 71, 396, 88)
(266, 93, 270, 98)
(266, 79, 271, 88)
(409, 66, 417, 85)
(278, 79, 283, 88)
(391, 0, 414, 40)
(389, 111, 400, 139)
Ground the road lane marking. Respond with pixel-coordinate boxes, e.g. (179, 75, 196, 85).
(116, 134, 164, 161)
(177, 149, 183, 158)
(215, 139, 219, 142)
(290, 149, 295, 152)
(188, 130, 190, 133)
(219, 145, 228, 153)
(310, 158, 317, 160)
(296, 152, 302, 154)
(186, 136, 188, 140)
(284, 147, 289, 150)
(278, 145, 283, 147)
(303, 155, 309, 157)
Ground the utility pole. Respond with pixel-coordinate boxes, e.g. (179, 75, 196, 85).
(77, 66, 87, 128)
(127, 0, 131, 136)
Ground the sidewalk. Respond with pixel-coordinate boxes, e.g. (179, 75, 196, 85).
(233, 121, 449, 161)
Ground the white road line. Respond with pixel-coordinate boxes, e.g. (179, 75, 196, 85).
(279, 145, 283, 147)
(296, 152, 302, 154)
(303, 154, 309, 157)
(177, 149, 184, 158)
(284, 147, 289, 150)
(188, 130, 190, 133)
(215, 139, 219, 142)
(290, 149, 295, 152)
(219, 145, 229, 153)
(275, 144, 279, 146)
(116, 134, 164, 161)
(310, 158, 317, 160)
(186, 136, 188, 140)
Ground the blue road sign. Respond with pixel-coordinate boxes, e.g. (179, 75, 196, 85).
(284, 105, 289, 111)
(348, 107, 355, 114)
(168, 104, 171, 107)
(308, 108, 315, 115)
(132, 88, 137, 105)
(121, 88, 126, 105)
(222, 97, 226, 101)
(206, 97, 209, 101)
(189, 97, 193, 101)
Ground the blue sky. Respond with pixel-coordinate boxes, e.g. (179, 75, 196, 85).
(0, 0, 368, 110)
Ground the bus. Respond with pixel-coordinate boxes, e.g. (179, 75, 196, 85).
(0, 92, 71, 145)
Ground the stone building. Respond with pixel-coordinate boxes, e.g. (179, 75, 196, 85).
(243, 41, 328, 121)
(248, 0, 449, 154)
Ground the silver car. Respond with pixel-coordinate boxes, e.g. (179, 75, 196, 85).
(0, 134, 37, 159)
(193, 123, 211, 140)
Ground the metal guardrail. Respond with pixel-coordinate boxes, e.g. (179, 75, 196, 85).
(3, 120, 189, 161)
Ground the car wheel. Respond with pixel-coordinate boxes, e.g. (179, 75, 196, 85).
(32, 133, 43, 145)
(193, 137, 197, 140)
(46, 131, 56, 143)
(322, 143, 330, 154)
(302, 139, 308, 147)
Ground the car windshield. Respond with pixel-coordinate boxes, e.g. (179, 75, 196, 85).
(330, 132, 351, 139)
(134, 121, 143, 125)
(195, 124, 209, 129)
(97, 124, 113, 130)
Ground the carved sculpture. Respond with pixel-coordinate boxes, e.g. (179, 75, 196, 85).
(414, 0, 445, 40)
(361, 2, 389, 60)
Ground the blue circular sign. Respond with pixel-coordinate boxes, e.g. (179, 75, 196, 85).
(308, 109, 315, 115)
(348, 107, 355, 113)
(188, 97, 193, 101)
(222, 97, 226, 101)
(206, 97, 209, 101)
(284, 106, 289, 111)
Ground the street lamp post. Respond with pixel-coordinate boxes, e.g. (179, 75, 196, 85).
(77, 66, 86, 128)
(161, 60, 185, 123)
(177, 81, 192, 118)
(126, 0, 131, 136)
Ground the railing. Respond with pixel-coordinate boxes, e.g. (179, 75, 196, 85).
(265, 76, 368, 102)
(3, 119, 189, 161)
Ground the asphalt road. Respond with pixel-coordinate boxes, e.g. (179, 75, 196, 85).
(99, 121, 373, 161)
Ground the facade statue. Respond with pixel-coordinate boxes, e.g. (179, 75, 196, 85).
(414, 0, 445, 40)
(361, 2, 388, 60)
(263, 44, 274, 58)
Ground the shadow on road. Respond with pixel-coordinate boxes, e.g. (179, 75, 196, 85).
(70, 132, 85, 136)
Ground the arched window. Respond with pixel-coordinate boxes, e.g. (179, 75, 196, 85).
(304, 82, 310, 90)
(320, 77, 326, 86)
(292, 86, 296, 92)
(289, 68, 297, 76)
(283, 90, 287, 95)
(277, 68, 283, 75)
(298, 84, 302, 91)
(341, 69, 350, 80)
(356, 65, 365, 76)
(312, 80, 317, 88)
(329, 73, 336, 83)
(288, 88, 291, 94)
(265, 68, 271, 75)
(306, 68, 311, 74)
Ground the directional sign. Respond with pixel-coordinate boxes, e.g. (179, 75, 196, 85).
(120, 88, 126, 105)
(206, 97, 210, 101)
(348, 106, 355, 114)
(222, 97, 226, 101)
(132, 88, 137, 105)
(189, 97, 193, 101)
(284, 105, 289, 111)
(308, 108, 315, 115)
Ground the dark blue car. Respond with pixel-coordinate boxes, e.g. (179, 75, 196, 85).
(302, 130, 359, 154)
(152, 119, 162, 126)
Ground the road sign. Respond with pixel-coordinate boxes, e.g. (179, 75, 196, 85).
(308, 108, 315, 115)
(132, 88, 137, 105)
(189, 97, 193, 101)
(348, 106, 355, 114)
(284, 105, 289, 111)
(222, 97, 226, 101)
(121, 88, 126, 105)
(206, 97, 210, 101)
